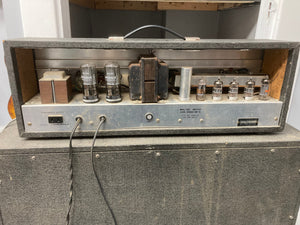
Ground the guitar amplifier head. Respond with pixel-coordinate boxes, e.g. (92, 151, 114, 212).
(3, 38, 299, 137)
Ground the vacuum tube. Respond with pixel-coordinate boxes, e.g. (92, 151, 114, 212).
(244, 78, 255, 101)
(213, 78, 223, 101)
(259, 76, 270, 100)
(228, 79, 239, 101)
(80, 64, 99, 103)
(105, 63, 122, 103)
(196, 79, 206, 101)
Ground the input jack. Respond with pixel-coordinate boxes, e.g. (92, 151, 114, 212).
(75, 115, 83, 122)
(98, 115, 106, 122)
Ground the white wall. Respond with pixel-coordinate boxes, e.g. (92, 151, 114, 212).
(273, 0, 300, 131)
(19, 0, 70, 38)
(0, 0, 71, 132)
(0, 0, 11, 132)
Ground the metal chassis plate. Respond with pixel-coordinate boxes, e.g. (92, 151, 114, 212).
(22, 94, 282, 133)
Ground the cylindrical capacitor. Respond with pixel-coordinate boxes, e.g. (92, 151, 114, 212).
(196, 79, 206, 101)
(179, 67, 192, 101)
(244, 78, 255, 101)
(105, 63, 122, 103)
(80, 64, 99, 103)
(213, 78, 223, 101)
(259, 76, 270, 100)
(228, 79, 239, 101)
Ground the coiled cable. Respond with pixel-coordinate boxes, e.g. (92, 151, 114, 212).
(66, 117, 82, 225)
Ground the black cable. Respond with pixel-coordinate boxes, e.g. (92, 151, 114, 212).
(124, 25, 186, 40)
(91, 116, 118, 225)
(66, 117, 82, 225)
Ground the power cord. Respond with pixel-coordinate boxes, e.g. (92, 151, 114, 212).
(66, 117, 82, 225)
(91, 116, 118, 225)
(124, 25, 186, 40)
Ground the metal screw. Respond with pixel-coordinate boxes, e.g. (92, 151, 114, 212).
(0, 180, 2, 185)
(156, 119, 160, 123)
(95, 154, 100, 159)
(89, 121, 94, 125)
(270, 149, 275, 153)
(27, 122, 32, 126)
(178, 119, 182, 123)
(289, 216, 294, 220)
(215, 150, 220, 155)
(274, 117, 278, 121)
(298, 169, 300, 173)
(31, 156, 36, 160)
(155, 152, 161, 157)
(200, 118, 204, 122)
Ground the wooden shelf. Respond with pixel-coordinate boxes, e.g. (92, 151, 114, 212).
(70, 0, 259, 11)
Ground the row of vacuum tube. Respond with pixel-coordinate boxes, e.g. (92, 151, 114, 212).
(179, 68, 270, 101)
(81, 63, 121, 103)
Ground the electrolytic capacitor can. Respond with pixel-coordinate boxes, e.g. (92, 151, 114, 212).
(179, 67, 192, 101)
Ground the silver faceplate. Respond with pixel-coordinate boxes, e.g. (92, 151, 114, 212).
(22, 93, 282, 133)
(34, 48, 263, 72)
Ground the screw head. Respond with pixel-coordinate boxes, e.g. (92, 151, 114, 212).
(274, 117, 278, 121)
(200, 118, 204, 122)
(31, 156, 36, 160)
(178, 119, 182, 123)
(289, 215, 294, 220)
(215, 150, 220, 155)
(298, 169, 300, 173)
(155, 152, 161, 157)
(156, 118, 160, 123)
(89, 121, 94, 125)
(27, 122, 32, 126)
(270, 149, 275, 153)
(95, 154, 100, 159)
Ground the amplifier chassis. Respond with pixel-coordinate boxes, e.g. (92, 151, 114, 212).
(4, 39, 299, 137)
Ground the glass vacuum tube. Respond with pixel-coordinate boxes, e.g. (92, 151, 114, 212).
(228, 79, 239, 101)
(105, 63, 122, 103)
(213, 78, 223, 101)
(259, 76, 270, 100)
(196, 79, 206, 101)
(80, 64, 99, 103)
(244, 78, 255, 101)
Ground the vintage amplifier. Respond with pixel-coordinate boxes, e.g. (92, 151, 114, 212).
(3, 38, 299, 137)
